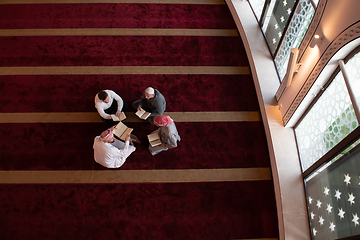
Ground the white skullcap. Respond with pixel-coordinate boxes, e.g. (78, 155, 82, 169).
(145, 87, 155, 95)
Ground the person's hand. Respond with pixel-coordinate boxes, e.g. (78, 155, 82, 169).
(115, 110, 121, 117)
(125, 134, 131, 142)
(137, 105, 142, 111)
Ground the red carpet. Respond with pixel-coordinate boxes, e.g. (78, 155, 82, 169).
(0, 74, 259, 112)
(0, 122, 270, 170)
(0, 36, 248, 67)
(0, 3, 236, 29)
(0, 181, 278, 240)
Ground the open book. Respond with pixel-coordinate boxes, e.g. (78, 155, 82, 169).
(111, 112, 126, 122)
(147, 132, 162, 147)
(113, 122, 133, 141)
(135, 108, 151, 120)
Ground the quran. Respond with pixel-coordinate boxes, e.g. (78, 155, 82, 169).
(111, 112, 126, 121)
(147, 132, 162, 147)
(113, 122, 133, 141)
(135, 108, 151, 120)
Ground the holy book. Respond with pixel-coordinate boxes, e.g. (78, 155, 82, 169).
(111, 112, 126, 122)
(113, 122, 133, 141)
(135, 108, 151, 120)
(147, 132, 162, 147)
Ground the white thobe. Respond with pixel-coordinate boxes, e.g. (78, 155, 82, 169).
(93, 137, 135, 168)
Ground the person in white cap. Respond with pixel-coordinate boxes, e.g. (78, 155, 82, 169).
(93, 129, 136, 168)
(132, 87, 166, 125)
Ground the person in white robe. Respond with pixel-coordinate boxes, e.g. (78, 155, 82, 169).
(93, 129, 136, 168)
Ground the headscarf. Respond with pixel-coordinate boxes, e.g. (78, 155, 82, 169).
(100, 129, 114, 142)
(154, 115, 173, 127)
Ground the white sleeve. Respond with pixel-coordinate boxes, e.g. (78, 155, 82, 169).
(108, 90, 123, 111)
(124, 140, 130, 150)
(112, 141, 136, 167)
(113, 147, 127, 159)
(107, 144, 127, 168)
(95, 96, 112, 119)
(94, 138, 130, 168)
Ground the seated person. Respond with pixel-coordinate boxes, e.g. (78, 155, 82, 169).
(148, 115, 181, 156)
(95, 90, 128, 127)
(132, 87, 166, 125)
(93, 129, 136, 168)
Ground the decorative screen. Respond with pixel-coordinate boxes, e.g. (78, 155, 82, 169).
(305, 140, 360, 239)
(274, 0, 315, 80)
(263, 0, 297, 55)
(295, 72, 359, 171)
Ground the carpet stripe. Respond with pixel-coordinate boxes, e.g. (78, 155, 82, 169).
(0, 66, 250, 75)
(0, 111, 260, 123)
(0, 0, 225, 4)
(0, 28, 238, 36)
(0, 168, 271, 183)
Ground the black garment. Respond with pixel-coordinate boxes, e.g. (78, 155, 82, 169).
(101, 101, 128, 128)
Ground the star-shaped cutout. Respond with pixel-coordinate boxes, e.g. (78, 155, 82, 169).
(272, 38, 276, 44)
(344, 173, 351, 185)
(319, 216, 324, 225)
(308, 196, 313, 204)
(338, 208, 345, 219)
(313, 228, 317, 236)
(348, 193, 356, 205)
(278, 32, 282, 38)
(326, 203, 333, 214)
(311, 212, 315, 220)
(335, 189, 341, 200)
(324, 186, 330, 196)
(283, 0, 287, 6)
(352, 213, 359, 226)
(274, 24, 279, 29)
(316, 200, 322, 209)
(329, 222, 336, 232)
(287, 8, 292, 15)
(280, 16, 285, 22)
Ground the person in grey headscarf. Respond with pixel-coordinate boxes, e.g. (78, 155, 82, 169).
(148, 115, 181, 156)
(132, 87, 166, 125)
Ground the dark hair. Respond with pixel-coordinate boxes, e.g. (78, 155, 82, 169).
(98, 91, 108, 101)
